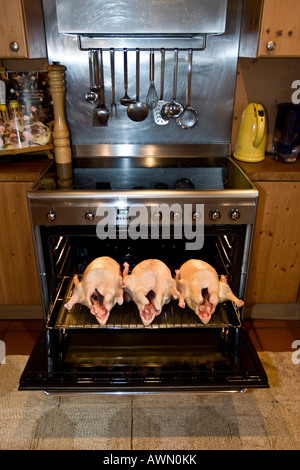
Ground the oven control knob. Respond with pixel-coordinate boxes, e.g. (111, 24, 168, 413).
(46, 210, 56, 222)
(170, 210, 182, 221)
(229, 209, 241, 221)
(192, 210, 201, 221)
(152, 211, 162, 222)
(85, 211, 95, 221)
(209, 210, 221, 221)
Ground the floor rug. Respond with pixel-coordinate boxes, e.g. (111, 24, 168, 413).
(0, 352, 299, 450)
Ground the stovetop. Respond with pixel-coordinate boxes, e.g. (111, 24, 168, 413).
(32, 157, 255, 193)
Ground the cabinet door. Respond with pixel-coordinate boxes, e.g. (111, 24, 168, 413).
(0, 0, 46, 58)
(0, 182, 41, 305)
(258, 0, 300, 57)
(0, 0, 28, 58)
(246, 181, 300, 304)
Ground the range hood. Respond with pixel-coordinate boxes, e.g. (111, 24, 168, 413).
(55, 0, 228, 37)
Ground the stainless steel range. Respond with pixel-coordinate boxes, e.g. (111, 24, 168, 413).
(19, 0, 269, 393)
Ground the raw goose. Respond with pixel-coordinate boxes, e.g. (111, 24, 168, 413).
(122, 259, 179, 326)
(64, 256, 123, 325)
(175, 259, 244, 324)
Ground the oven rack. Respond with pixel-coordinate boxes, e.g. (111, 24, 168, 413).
(46, 276, 241, 330)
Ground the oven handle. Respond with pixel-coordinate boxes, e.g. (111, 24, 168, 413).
(239, 224, 253, 299)
(43, 388, 248, 396)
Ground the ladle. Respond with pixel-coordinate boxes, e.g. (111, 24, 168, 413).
(85, 49, 98, 103)
(161, 48, 183, 119)
(146, 49, 158, 109)
(93, 49, 110, 126)
(153, 48, 169, 126)
(127, 48, 149, 122)
(176, 49, 198, 129)
(120, 48, 135, 107)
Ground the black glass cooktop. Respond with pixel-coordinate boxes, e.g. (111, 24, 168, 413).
(33, 157, 254, 192)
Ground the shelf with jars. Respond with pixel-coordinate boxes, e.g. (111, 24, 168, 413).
(0, 70, 53, 155)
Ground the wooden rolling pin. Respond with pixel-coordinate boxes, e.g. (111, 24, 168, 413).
(46, 62, 73, 187)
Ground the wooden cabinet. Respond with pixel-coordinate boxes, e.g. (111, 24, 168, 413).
(0, 182, 41, 306)
(258, 0, 300, 57)
(0, 157, 49, 318)
(240, 0, 300, 58)
(237, 156, 300, 318)
(0, 0, 46, 58)
(246, 180, 300, 304)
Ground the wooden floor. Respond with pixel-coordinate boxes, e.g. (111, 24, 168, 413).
(0, 319, 300, 355)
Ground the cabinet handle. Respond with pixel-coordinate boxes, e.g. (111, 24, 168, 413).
(266, 40, 276, 51)
(10, 42, 19, 52)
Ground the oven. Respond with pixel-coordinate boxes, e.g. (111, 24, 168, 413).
(19, 0, 269, 393)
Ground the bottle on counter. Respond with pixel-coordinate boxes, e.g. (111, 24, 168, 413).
(0, 104, 8, 150)
(0, 103, 8, 123)
(8, 99, 22, 148)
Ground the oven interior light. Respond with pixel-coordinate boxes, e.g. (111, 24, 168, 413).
(224, 235, 232, 250)
(54, 236, 63, 251)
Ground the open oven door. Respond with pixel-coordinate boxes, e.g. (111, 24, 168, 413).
(19, 306, 269, 394)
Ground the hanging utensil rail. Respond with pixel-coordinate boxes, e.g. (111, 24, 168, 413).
(77, 35, 207, 52)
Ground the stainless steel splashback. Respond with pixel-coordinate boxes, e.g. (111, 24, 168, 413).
(42, 0, 242, 158)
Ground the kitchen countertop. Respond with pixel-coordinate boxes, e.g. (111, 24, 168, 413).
(0, 153, 51, 182)
(235, 153, 300, 182)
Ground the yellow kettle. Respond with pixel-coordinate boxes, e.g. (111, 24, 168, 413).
(234, 103, 266, 162)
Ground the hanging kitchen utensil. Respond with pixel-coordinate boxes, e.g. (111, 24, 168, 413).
(127, 48, 149, 122)
(176, 49, 198, 129)
(153, 48, 169, 126)
(161, 48, 183, 119)
(85, 49, 98, 103)
(93, 49, 110, 126)
(110, 48, 117, 117)
(146, 49, 158, 110)
(120, 48, 134, 107)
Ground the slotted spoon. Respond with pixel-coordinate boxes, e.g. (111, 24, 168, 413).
(153, 48, 169, 126)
